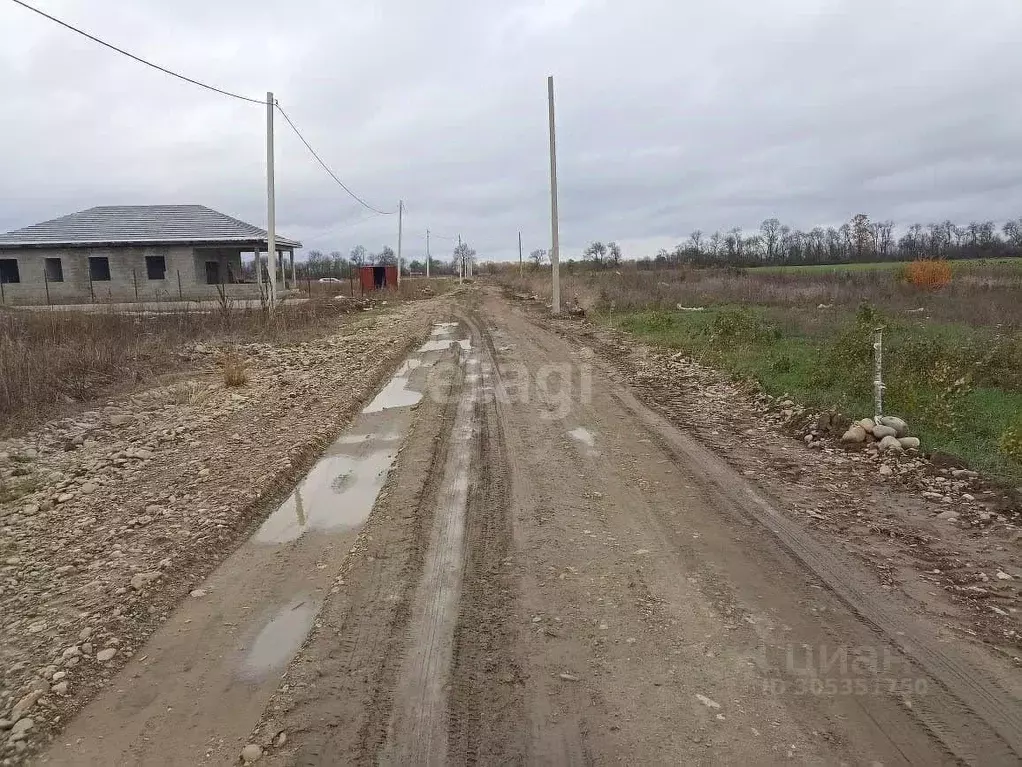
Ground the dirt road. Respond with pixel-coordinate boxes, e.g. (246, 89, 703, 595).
(36, 287, 1021, 765)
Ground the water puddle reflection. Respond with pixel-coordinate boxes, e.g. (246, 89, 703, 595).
(256, 449, 395, 543)
(241, 597, 319, 679)
(257, 321, 470, 545)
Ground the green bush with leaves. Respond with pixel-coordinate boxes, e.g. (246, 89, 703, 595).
(1000, 420, 1022, 464)
(707, 308, 778, 344)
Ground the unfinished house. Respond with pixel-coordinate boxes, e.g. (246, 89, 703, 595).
(0, 205, 301, 305)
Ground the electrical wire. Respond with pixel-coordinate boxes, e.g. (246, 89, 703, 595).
(8, 0, 404, 221)
(8, 0, 264, 105)
(275, 103, 397, 216)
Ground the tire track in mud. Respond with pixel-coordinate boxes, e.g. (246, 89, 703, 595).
(460, 306, 593, 765)
(603, 380, 1022, 765)
(259, 341, 466, 766)
(547, 317, 1022, 765)
(350, 348, 467, 764)
(499, 292, 1021, 765)
(380, 338, 479, 764)
(444, 311, 528, 765)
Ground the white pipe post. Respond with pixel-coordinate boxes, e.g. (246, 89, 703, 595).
(458, 234, 463, 284)
(873, 327, 884, 420)
(547, 75, 561, 315)
(426, 229, 431, 278)
(266, 91, 277, 308)
(397, 200, 403, 286)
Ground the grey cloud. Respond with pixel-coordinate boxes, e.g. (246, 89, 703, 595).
(2, 0, 1021, 263)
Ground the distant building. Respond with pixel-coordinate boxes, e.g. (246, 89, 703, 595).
(0, 205, 301, 305)
(359, 264, 399, 292)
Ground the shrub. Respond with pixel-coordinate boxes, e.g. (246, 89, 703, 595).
(219, 351, 248, 387)
(999, 420, 1022, 464)
(904, 259, 952, 289)
(708, 309, 778, 344)
(636, 310, 676, 332)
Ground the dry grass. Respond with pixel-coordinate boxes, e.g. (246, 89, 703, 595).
(0, 300, 352, 433)
(504, 261, 1022, 329)
(219, 350, 249, 387)
(904, 259, 953, 289)
(499, 262, 1022, 479)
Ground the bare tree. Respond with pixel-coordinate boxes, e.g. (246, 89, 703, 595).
(851, 213, 872, 261)
(452, 241, 476, 275)
(760, 218, 781, 263)
(582, 241, 608, 267)
(1003, 218, 1022, 248)
(349, 245, 367, 267)
(876, 221, 894, 258)
(528, 248, 547, 270)
(608, 241, 622, 267)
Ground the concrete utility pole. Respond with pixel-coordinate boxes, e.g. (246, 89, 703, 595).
(547, 75, 561, 315)
(426, 229, 431, 278)
(397, 200, 404, 286)
(266, 91, 277, 308)
(519, 231, 523, 277)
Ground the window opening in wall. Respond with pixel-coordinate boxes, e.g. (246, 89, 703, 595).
(44, 257, 63, 282)
(205, 261, 221, 285)
(146, 255, 167, 280)
(88, 257, 111, 281)
(0, 259, 20, 284)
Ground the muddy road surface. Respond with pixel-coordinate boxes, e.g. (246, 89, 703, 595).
(39, 288, 1021, 765)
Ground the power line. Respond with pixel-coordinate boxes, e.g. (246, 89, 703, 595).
(9, 0, 403, 224)
(8, 0, 264, 105)
(275, 103, 397, 216)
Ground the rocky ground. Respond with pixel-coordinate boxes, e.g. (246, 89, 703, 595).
(0, 299, 444, 764)
(555, 315, 1021, 666)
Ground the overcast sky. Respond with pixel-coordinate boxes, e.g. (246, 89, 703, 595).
(2, 0, 1022, 262)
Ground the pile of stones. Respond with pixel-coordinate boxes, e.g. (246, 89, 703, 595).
(841, 415, 921, 453)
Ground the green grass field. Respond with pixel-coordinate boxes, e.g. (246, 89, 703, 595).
(752, 257, 1022, 275)
(605, 304, 1022, 483)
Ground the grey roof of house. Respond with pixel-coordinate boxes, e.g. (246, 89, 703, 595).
(0, 205, 301, 250)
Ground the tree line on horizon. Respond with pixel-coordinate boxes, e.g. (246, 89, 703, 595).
(628, 214, 1022, 269)
(294, 243, 475, 278)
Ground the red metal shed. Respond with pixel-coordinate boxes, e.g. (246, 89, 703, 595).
(359, 265, 398, 292)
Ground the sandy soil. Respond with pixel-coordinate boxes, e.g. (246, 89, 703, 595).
(9, 285, 1021, 765)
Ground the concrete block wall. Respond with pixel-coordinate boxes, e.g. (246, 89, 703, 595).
(0, 246, 264, 305)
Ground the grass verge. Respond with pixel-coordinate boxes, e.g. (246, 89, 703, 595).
(603, 303, 1022, 484)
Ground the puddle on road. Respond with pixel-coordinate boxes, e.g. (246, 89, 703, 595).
(257, 321, 470, 544)
(241, 597, 319, 679)
(363, 358, 425, 413)
(418, 338, 472, 353)
(255, 449, 396, 543)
